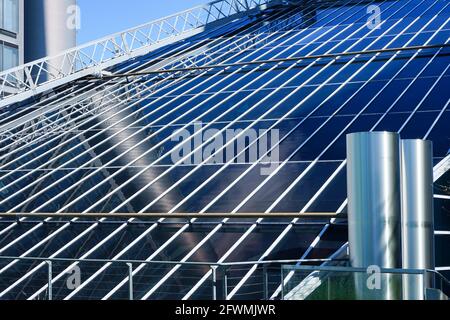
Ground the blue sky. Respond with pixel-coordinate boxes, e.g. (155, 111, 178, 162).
(77, 0, 208, 45)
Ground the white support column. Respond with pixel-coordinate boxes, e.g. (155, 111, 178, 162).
(401, 139, 435, 300)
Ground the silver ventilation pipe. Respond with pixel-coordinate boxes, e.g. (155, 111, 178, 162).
(346, 132, 402, 300)
(401, 139, 435, 300)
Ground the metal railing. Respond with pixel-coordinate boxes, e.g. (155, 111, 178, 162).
(0, 256, 338, 300)
(0, 0, 280, 106)
(281, 265, 450, 300)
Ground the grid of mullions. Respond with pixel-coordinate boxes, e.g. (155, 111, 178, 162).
(0, 0, 449, 300)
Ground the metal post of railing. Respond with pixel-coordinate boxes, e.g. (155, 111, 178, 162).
(47, 260, 53, 301)
(127, 263, 134, 301)
(263, 265, 269, 300)
(222, 267, 228, 300)
(211, 266, 218, 301)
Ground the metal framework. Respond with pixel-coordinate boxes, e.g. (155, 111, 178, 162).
(0, 212, 343, 219)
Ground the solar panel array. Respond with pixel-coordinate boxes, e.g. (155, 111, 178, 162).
(0, 0, 449, 300)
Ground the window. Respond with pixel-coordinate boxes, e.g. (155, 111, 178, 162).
(0, 0, 19, 33)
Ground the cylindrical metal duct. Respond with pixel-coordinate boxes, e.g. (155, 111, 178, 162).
(346, 132, 402, 300)
(401, 139, 435, 300)
(24, 0, 77, 77)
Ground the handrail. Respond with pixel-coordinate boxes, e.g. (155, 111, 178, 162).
(0, 0, 281, 107)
